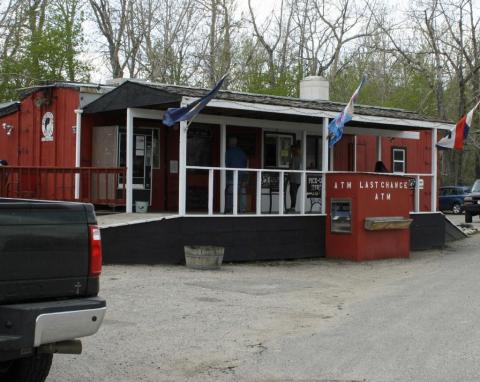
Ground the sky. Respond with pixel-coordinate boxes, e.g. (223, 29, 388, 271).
(237, 0, 278, 19)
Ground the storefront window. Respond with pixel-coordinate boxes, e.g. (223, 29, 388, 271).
(152, 129, 160, 169)
(187, 124, 213, 167)
(306, 136, 322, 170)
(264, 133, 294, 168)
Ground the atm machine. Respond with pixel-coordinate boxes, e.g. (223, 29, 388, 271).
(326, 173, 413, 261)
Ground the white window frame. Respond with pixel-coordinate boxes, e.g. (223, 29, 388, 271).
(264, 132, 294, 169)
(392, 148, 406, 174)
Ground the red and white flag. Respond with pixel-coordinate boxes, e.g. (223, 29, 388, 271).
(437, 100, 480, 150)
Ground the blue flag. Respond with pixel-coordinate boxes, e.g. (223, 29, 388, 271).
(163, 74, 228, 127)
(328, 75, 367, 147)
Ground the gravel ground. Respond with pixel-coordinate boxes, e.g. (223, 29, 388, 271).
(48, 233, 480, 382)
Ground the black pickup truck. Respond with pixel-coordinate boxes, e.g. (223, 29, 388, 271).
(0, 199, 106, 381)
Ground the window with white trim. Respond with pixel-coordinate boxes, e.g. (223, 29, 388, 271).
(392, 148, 406, 173)
(264, 133, 294, 168)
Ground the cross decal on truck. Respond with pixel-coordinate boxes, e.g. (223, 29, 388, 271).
(74, 282, 82, 295)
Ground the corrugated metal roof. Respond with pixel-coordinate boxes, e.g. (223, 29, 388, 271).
(18, 81, 115, 99)
(140, 81, 449, 124)
(6, 79, 451, 125)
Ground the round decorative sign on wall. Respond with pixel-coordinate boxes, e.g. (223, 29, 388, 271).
(41, 112, 54, 142)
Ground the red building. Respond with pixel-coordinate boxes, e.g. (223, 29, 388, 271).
(0, 78, 456, 263)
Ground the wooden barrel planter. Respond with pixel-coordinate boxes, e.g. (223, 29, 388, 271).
(184, 246, 225, 270)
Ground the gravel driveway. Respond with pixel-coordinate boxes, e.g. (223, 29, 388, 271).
(49, 232, 480, 382)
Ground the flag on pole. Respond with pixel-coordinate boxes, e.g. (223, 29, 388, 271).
(163, 74, 228, 127)
(437, 100, 480, 150)
(328, 75, 367, 147)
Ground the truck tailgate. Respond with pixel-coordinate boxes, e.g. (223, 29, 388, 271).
(0, 200, 97, 303)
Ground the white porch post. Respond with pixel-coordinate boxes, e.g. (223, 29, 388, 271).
(329, 147, 334, 170)
(233, 170, 238, 215)
(322, 117, 329, 214)
(256, 171, 262, 215)
(208, 169, 214, 215)
(376, 136, 382, 162)
(279, 171, 284, 215)
(220, 123, 226, 213)
(415, 175, 421, 212)
(178, 118, 188, 216)
(431, 128, 438, 212)
(74, 109, 83, 200)
(300, 130, 307, 214)
(126, 108, 134, 213)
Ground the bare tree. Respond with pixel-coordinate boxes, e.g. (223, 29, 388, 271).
(138, 0, 203, 84)
(311, 0, 375, 81)
(89, 0, 129, 78)
(247, 0, 294, 88)
(194, 0, 237, 85)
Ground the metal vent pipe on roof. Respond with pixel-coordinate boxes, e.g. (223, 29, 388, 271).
(299, 76, 329, 101)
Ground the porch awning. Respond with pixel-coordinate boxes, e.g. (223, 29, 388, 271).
(83, 81, 182, 114)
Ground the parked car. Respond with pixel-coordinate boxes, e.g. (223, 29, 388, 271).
(439, 185, 471, 214)
(0, 199, 106, 382)
(464, 179, 480, 223)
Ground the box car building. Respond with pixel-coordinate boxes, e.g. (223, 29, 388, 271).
(0, 79, 456, 263)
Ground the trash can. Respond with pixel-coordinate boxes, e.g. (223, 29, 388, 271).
(135, 201, 149, 213)
(184, 246, 224, 270)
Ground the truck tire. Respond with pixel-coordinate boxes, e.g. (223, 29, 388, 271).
(465, 211, 473, 223)
(0, 354, 53, 382)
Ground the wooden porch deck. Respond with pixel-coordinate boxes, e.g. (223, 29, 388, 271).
(96, 212, 179, 229)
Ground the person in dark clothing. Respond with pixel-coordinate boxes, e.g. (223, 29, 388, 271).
(225, 137, 248, 213)
(288, 143, 302, 212)
(374, 161, 389, 172)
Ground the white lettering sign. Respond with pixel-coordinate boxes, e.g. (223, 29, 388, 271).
(333, 179, 409, 202)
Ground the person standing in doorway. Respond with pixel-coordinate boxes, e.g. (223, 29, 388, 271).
(288, 142, 302, 212)
(225, 136, 248, 213)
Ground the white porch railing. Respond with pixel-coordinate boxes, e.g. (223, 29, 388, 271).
(183, 166, 434, 216)
(185, 166, 325, 216)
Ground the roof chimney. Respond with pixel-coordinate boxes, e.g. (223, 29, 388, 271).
(299, 76, 329, 101)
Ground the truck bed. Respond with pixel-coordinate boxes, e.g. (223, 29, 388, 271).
(0, 199, 99, 304)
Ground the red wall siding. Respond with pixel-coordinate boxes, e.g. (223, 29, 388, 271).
(334, 135, 355, 171)
(0, 111, 20, 164)
(352, 131, 433, 211)
(0, 88, 80, 167)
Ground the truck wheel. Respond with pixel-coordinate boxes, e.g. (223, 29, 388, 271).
(0, 354, 53, 382)
(452, 203, 462, 214)
(465, 212, 473, 223)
